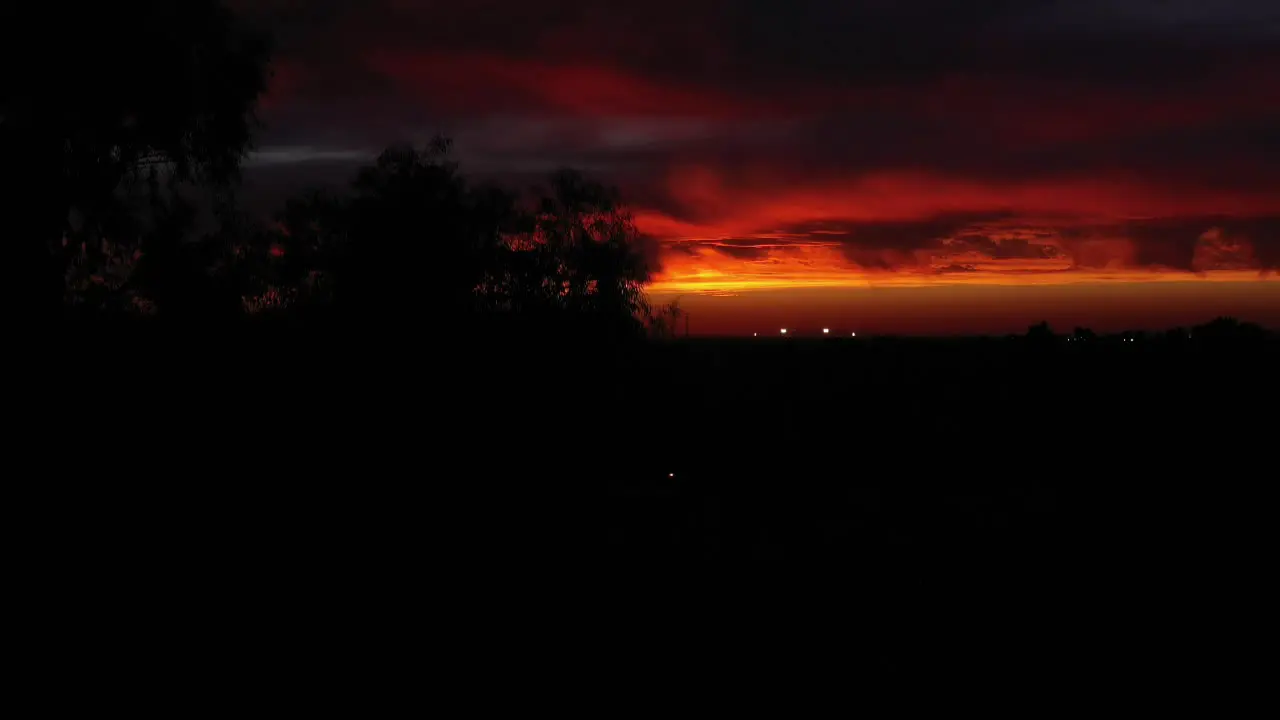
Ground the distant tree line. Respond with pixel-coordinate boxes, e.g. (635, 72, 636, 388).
(1025, 317, 1268, 343)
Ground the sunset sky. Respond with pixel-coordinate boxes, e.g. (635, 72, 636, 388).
(236, 0, 1280, 334)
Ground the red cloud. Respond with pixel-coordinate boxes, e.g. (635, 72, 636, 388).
(366, 51, 756, 119)
(909, 66, 1280, 146)
(1193, 228, 1259, 273)
(650, 165, 1279, 235)
(636, 165, 1280, 293)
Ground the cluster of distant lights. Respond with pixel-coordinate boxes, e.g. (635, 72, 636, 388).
(754, 329, 856, 337)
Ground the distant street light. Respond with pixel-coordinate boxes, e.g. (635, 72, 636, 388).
(780, 328, 788, 335)
(851, 332, 858, 337)
(823, 328, 830, 334)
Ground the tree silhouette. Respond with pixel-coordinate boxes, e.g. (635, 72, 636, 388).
(335, 140, 516, 320)
(129, 194, 245, 319)
(264, 140, 657, 337)
(646, 301, 686, 340)
(1193, 317, 1265, 342)
(192, 203, 305, 317)
(3, 0, 271, 317)
(1026, 321, 1055, 343)
(486, 168, 655, 335)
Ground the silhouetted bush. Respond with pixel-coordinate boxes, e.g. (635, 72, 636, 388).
(4, 0, 270, 318)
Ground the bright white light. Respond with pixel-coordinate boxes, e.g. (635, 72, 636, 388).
(823, 328, 830, 334)
(753, 333, 758, 337)
(668, 473, 675, 478)
(851, 332, 857, 338)
(780, 328, 788, 335)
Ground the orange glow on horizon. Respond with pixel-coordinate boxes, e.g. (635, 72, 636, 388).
(632, 169, 1280, 335)
(635, 167, 1279, 307)
(648, 279, 1280, 337)
(646, 234, 1276, 295)
(650, 262, 1275, 295)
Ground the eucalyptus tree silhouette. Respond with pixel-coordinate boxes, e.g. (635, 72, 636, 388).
(483, 168, 656, 336)
(2, 0, 270, 318)
(335, 139, 517, 321)
(272, 139, 657, 338)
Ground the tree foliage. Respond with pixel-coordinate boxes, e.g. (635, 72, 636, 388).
(2, 0, 659, 336)
(2, 0, 272, 315)
(248, 140, 659, 336)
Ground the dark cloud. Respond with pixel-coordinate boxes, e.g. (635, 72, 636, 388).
(842, 217, 995, 251)
(954, 235, 1062, 260)
(764, 216, 1013, 268)
(1125, 219, 1209, 270)
(672, 237, 807, 262)
(243, 0, 1280, 137)
(711, 245, 771, 261)
(1125, 216, 1280, 272)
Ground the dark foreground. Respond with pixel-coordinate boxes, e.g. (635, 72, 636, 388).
(19, 328, 1277, 697)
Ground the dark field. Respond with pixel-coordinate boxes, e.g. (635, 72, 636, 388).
(24, 329, 1277, 688)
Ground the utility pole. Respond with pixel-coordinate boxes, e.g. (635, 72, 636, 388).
(685, 312, 690, 339)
